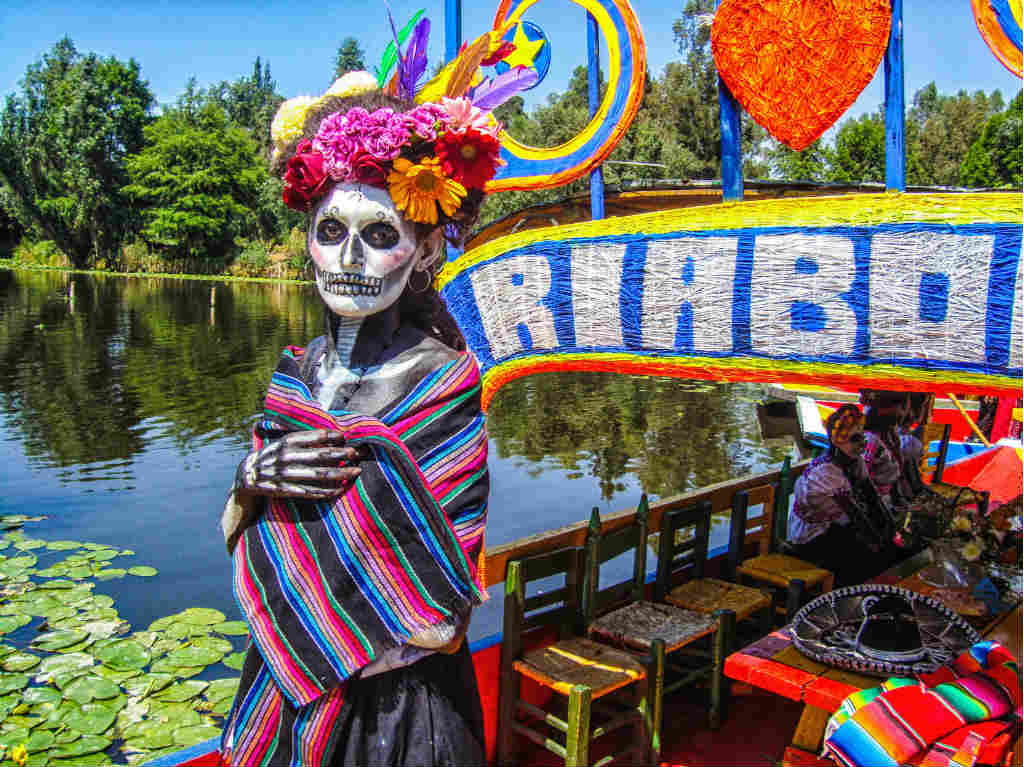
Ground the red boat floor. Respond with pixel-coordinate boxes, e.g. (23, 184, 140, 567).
(508, 688, 804, 767)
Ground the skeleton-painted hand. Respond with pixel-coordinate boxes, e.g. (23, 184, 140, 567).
(234, 429, 362, 499)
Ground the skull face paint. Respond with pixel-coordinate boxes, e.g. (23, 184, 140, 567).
(308, 184, 422, 317)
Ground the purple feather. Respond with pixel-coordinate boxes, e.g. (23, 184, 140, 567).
(468, 66, 540, 111)
(401, 18, 430, 100)
(385, 3, 407, 88)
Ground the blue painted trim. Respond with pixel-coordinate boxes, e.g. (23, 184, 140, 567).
(445, 0, 462, 64)
(587, 11, 606, 220)
(716, 0, 743, 201)
(144, 738, 220, 766)
(884, 0, 906, 192)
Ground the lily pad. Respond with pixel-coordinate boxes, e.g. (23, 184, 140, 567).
(212, 620, 248, 636)
(50, 752, 113, 766)
(178, 608, 226, 626)
(130, 632, 158, 649)
(165, 622, 210, 640)
(37, 652, 94, 680)
(94, 569, 126, 581)
(12, 540, 45, 551)
(126, 566, 157, 577)
(22, 729, 55, 753)
(172, 723, 221, 746)
(62, 675, 120, 704)
(152, 679, 208, 703)
(45, 542, 82, 551)
(122, 674, 173, 698)
(62, 702, 117, 734)
(1, 653, 39, 672)
(33, 580, 74, 591)
(144, 701, 201, 728)
(0, 727, 30, 747)
(211, 696, 233, 715)
(32, 630, 88, 652)
(147, 616, 176, 632)
(164, 646, 223, 667)
(123, 727, 174, 750)
(223, 651, 245, 670)
(204, 678, 239, 702)
(47, 733, 111, 757)
(92, 665, 140, 683)
(93, 640, 149, 670)
(79, 620, 128, 640)
(0, 675, 28, 695)
(190, 636, 233, 656)
(148, 639, 182, 658)
(66, 566, 94, 580)
(22, 686, 61, 706)
(89, 596, 114, 610)
(0, 615, 31, 635)
(34, 566, 68, 578)
(87, 550, 118, 562)
(149, 658, 204, 679)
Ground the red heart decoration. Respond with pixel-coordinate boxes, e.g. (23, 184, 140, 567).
(712, 0, 891, 150)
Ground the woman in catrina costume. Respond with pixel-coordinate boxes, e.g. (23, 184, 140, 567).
(218, 22, 537, 765)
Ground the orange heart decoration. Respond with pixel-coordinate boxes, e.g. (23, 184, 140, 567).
(712, 0, 891, 150)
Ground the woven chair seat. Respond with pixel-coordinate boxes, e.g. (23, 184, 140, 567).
(736, 553, 832, 589)
(588, 600, 717, 654)
(665, 578, 772, 621)
(514, 636, 648, 699)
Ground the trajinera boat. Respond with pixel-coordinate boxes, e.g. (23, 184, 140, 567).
(154, 0, 1023, 764)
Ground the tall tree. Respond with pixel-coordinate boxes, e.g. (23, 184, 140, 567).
(765, 138, 832, 182)
(0, 38, 153, 267)
(959, 90, 1023, 188)
(334, 38, 366, 79)
(204, 58, 281, 152)
(828, 113, 885, 183)
(123, 104, 267, 260)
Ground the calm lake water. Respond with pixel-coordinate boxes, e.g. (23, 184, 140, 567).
(0, 268, 794, 640)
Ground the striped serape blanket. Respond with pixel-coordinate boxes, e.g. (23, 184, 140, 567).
(824, 641, 1022, 767)
(231, 346, 488, 706)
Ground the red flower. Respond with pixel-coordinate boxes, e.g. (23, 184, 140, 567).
(435, 129, 501, 189)
(350, 150, 389, 187)
(282, 140, 332, 210)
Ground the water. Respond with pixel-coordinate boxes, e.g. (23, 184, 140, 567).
(0, 268, 794, 641)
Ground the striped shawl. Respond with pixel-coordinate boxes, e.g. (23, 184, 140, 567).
(231, 346, 489, 709)
(824, 641, 1022, 767)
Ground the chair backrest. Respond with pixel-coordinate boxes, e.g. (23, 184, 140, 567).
(919, 422, 951, 482)
(733, 484, 777, 559)
(652, 499, 712, 603)
(503, 546, 585, 659)
(583, 496, 650, 622)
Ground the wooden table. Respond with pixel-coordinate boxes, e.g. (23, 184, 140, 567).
(723, 551, 1022, 766)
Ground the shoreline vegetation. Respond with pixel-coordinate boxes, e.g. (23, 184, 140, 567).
(0, 260, 311, 286)
(1, 3, 1020, 280)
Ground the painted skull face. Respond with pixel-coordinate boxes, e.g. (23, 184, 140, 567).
(308, 184, 422, 317)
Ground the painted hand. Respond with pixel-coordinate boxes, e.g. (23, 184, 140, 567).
(234, 429, 362, 499)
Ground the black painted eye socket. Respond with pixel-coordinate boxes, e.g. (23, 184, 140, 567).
(361, 222, 400, 249)
(316, 219, 347, 245)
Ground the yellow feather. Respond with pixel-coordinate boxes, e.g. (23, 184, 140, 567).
(415, 23, 513, 104)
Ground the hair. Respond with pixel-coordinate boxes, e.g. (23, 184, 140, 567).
(277, 91, 470, 351)
(826, 404, 864, 444)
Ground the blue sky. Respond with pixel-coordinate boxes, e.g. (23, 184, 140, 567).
(1, 0, 1020, 127)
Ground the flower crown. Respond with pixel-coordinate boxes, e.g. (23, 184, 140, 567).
(272, 14, 538, 227)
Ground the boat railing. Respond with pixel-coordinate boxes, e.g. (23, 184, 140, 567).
(480, 458, 812, 591)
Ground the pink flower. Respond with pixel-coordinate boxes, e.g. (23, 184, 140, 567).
(405, 103, 451, 141)
(313, 112, 361, 179)
(359, 108, 411, 161)
(439, 97, 500, 137)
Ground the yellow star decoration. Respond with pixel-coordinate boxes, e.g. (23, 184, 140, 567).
(501, 23, 546, 71)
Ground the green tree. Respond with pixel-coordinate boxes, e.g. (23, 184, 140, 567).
(906, 83, 1004, 185)
(204, 58, 282, 152)
(765, 138, 832, 182)
(334, 38, 366, 79)
(828, 113, 885, 183)
(123, 104, 267, 260)
(0, 38, 154, 267)
(959, 91, 1023, 188)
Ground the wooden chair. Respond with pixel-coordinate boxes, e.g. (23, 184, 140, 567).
(655, 492, 774, 640)
(731, 480, 835, 622)
(584, 496, 733, 735)
(496, 545, 658, 767)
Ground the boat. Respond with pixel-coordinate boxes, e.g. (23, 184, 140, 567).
(150, 0, 1022, 764)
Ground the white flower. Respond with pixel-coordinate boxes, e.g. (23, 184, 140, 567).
(960, 539, 983, 562)
(324, 71, 378, 99)
(271, 95, 317, 147)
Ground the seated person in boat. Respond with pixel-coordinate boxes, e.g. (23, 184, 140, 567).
(898, 392, 933, 496)
(217, 72, 504, 766)
(861, 389, 911, 509)
(787, 404, 902, 587)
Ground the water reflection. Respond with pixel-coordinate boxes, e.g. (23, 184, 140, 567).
(0, 268, 794, 638)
